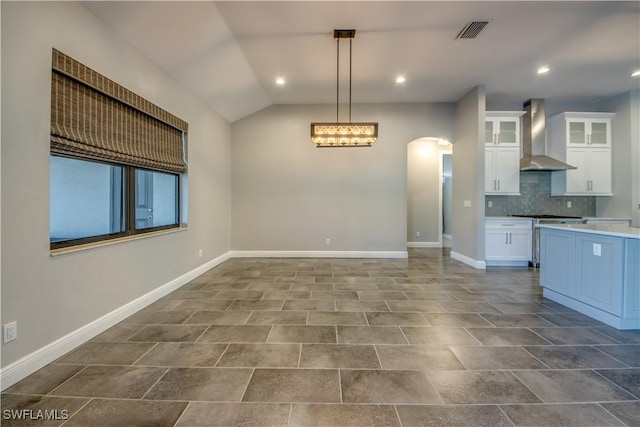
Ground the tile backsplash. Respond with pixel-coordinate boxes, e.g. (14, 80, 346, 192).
(485, 172, 596, 217)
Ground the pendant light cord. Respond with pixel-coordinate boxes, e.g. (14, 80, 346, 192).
(336, 38, 339, 123)
(349, 37, 352, 123)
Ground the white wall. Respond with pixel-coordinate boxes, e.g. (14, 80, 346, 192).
(231, 103, 455, 253)
(1, 2, 231, 368)
(407, 139, 452, 245)
(595, 90, 640, 226)
(452, 86, 486, 267)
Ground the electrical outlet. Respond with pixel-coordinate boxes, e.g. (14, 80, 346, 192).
(464, 200, 472, 208)
(416, 231, 421, 238)
(325, 238, 331, 245)
(567, 201, 572, 208)
(488, 201, 493, 208)
(198, 249, 203, 258)
(4, 322, 17, 343)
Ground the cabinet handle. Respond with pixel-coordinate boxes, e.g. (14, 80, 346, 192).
(505, 233, 509, 244)
(509, 233, 512, 244)
(497, 180, 500, 190)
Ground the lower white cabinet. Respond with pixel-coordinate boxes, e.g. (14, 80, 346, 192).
(485, 219, 532, 266)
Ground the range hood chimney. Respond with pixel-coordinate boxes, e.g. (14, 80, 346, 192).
(520, 98, 576, 171)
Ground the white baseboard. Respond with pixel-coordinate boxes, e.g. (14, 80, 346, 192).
(0, 251, 231, 391)
(407, 242, 441, 248)
(229, 250, 408, 259)
(450, 250, 487, 270)
(443, 234, 452, 241)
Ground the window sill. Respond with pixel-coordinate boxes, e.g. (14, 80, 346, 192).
(50, 226, 187, 257)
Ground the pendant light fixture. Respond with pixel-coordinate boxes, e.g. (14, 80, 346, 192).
(311, 29, 378, 147)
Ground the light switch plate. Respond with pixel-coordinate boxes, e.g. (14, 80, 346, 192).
(464, 200, 472, 208)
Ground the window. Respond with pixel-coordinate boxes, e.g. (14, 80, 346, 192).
(49, 49, 188, 250)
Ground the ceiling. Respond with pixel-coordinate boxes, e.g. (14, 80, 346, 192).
(84, 1, 640, 122)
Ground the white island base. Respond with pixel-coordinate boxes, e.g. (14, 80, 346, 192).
(539, 224, 640, 330)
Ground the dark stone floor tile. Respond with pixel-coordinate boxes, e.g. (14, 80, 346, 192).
(596, 344, 640, 367)
(450, 345, 546, 370)
(127, 324, 208, 342)
(213, 291, 266, 300)
(480, 313, 557, 327)
(376, 345, 464, 370)
(300, 344, 380, 369)
(91, 324, 145, 342)
(428, 370, 541, 404)
(530, 327, 620, 345)
(268, 325, 336, 343)
(334, 300, 389, 312)
(366, 312, 429, 326)
(228, 299, 284, 311)
(56, 342, 154, 365)
(198, 325, 272, 343)
(385, 300, 445, 313)
(310, 291, 359, 300)
(0, 394, 88, 427)
(247, 311, 307, 325)
(307, 311, 367, 325)
(290, 283, 333, 291)
(262, 291, 311, 300)
(337, 326, 408, 344)
(4, 364, 85, 395)
(185, 310, 252, 325)
(513, 370, 636, 403)
(466, 327, 551, 345)
(144, 368, 252, 401)
(600, 401, 640, 427)
(243, 369, 340, 403)
(490, 302, 560, 314)
(401, 327, 479, 345)
(217, 343, 300, 368)
(172, 299, 234, 311)
(501, 403, 626, 426)
(176, 402, 290, 427)
(538, 312, 606, 327)
(290, 403, 400, 427)
(282, 299, 335, 311)
(134, 342, 227, 367)
(423, 313, 493, 327)
(64, 399, 187, 427)
(358, 291, 407, 300)
(50, 365, 165, 398)
(396, 404, 512, 427)
(341, 370, 440, 404)
(334, 283, 379, 291)
(121, 310, 195, 325)
(596, 368, 640, 398)
(404, 292, 457, 302)
(438, 302, 501, 313)
(523, 345, 628, 369)
(592, 326, 640, 343)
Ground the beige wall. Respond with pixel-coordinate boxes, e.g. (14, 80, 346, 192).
(407, 139, 452, 244)
(231, 103, 455, 253)
(452, 86, 486, 265)
(595, 90, 640, 226)
(1, 2, 231, 367)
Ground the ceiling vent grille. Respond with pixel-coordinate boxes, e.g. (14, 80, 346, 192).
(457, 20, 489, 39)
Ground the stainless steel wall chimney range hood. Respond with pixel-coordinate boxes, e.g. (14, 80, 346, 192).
(520, 98, 576, 171)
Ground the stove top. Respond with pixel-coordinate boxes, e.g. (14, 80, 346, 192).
(508, 214, 584, 219)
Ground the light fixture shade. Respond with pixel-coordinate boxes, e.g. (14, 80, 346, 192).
(311, 122, 378, 147)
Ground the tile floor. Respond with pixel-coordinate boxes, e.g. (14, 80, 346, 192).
(2, 249, 639, 426)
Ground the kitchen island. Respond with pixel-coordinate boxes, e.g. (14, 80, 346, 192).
(539, 223, 640, 330)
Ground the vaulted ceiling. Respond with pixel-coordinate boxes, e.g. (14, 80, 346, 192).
(84, 1, 640, 122)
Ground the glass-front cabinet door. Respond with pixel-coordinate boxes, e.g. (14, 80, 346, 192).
(567, 119, 610, 147)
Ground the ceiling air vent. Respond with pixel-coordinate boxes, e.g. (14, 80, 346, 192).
(457, 20, 489, 39)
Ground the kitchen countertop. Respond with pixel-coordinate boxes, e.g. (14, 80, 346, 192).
(537, 223, 640, 239)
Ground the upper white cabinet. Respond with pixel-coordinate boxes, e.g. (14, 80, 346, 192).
(485, 111, 525, 195)
(549, 112, 614, 196)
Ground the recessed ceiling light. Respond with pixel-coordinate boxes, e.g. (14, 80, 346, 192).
(631, 70, 640, 77)
(537, 66, 550, 74)
(395, 75, 406, 84)
(275, 77, 286, 86)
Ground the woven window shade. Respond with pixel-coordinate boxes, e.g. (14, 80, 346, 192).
(50, 49, 188, 174)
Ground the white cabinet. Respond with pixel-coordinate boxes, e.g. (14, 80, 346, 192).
(485, 218, 532, 266)
(485, 112, 524, 195)
(549, 112, 614, 196)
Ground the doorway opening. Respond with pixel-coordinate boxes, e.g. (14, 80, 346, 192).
(407, 138, 452, 248)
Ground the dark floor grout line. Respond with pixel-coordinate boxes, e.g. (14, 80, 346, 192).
(171, 401, 191, 427)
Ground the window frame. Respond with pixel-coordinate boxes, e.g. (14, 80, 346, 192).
(49, 154, 183, 250)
